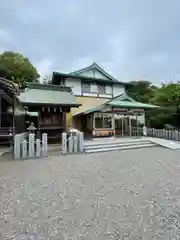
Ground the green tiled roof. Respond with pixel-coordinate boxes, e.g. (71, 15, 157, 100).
(108, 100, 159, 109)
(70, 62, 121, 82)
(19, 83, 80, 106)
(52, 71, 126, 85)
(78, 93, 159, 115)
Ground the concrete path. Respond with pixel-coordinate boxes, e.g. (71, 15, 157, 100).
(148, 137, 180, 150)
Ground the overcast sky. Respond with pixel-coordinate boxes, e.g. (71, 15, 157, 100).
(0, 0, 180, 83)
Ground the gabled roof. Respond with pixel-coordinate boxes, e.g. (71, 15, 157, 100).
(19, 83, 80, 107)
(70, 62, 120, 82)
(74, 92, 159, 116)
(107, 93, 159, 109)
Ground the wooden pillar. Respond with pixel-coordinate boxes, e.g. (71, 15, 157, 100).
(121, 116, 124, 136)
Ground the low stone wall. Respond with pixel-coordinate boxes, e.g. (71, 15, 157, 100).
(146, 128, 180, 141)
(62, 131, 84, 154)
(14, 132, 48, 159)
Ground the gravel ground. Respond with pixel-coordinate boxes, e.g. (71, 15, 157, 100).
(1, 147, 180, 239)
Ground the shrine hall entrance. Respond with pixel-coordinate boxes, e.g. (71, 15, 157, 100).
(115, 116, 131, 136)
(115, 115, 143, 137)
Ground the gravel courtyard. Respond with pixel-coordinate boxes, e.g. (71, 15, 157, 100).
(1, 147, 180, 239)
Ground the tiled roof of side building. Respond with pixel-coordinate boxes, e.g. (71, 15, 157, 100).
(18, 83, 81, 107)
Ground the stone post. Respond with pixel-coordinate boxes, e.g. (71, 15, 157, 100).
(22, 140, 27, 159)
(143, 126, 147, 136)
(42, 133, 48, 156)
(73, 136, 78, 153)
(62, 132, 67, 155)
(79, 132, 84, 153)
(36, 139, 41, 157)
(68, 136, 73, 153)
(28, 133, 35, 157)
(14, 134, 21, 159)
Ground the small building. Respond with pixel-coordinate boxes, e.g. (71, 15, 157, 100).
(19, 83, 80, 143)
(52, 62, 158, 138)
(0, 77, 26, 142)
(73, 93, 158, 137)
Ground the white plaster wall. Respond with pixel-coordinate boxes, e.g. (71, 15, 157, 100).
(106, 85, 113, 95)
(65, 78, 81, 95)
(99, 94, 112, 98)
(90, 82, 97, 92)
(78, 69, 93, 77)
(113, 84, 125, 97)
(83, 93, 97, 97)
(95, 70, 109, 80)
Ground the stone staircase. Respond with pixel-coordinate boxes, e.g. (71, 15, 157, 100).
(84, 138, 157, 154)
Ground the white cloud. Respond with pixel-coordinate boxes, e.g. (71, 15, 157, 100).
(0, 0, 180, 83)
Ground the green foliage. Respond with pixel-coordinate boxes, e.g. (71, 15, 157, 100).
(126, 80, 180, 128)
(0, 51, 40, 87)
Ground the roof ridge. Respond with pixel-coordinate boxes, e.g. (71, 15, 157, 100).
(26, 83, 72, 92)
(69, 62, 121, 83)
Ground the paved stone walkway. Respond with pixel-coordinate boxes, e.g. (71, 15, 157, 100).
(1, 147, 180, 239)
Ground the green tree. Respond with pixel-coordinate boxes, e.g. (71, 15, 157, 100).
(0, 51, 40, 87)
(126, 80, 156, 103)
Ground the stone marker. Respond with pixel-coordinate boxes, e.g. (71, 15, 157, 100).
(28, 133, 35, 158)
(62, 132, 67, 154)
(79, 132, 84, 153)
(22, 140, 27, 158)
(42, 133, 48, 156)
(36, 139, 41, 157)
(68, 136, 73, 153)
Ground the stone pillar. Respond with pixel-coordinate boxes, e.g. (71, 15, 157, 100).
(74, 136, 78, 153)
(68, 136, 73, 153)
(143, 126, 147, 136)
(28, 133, 35, 157)
(79, 132, 84, 153)
(62, 132, 67, 154)
(36, 139, 41, 157)
(14, 134, 21, 159)
(42, 133, 48, 156)
(22, 140, 27, 158)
